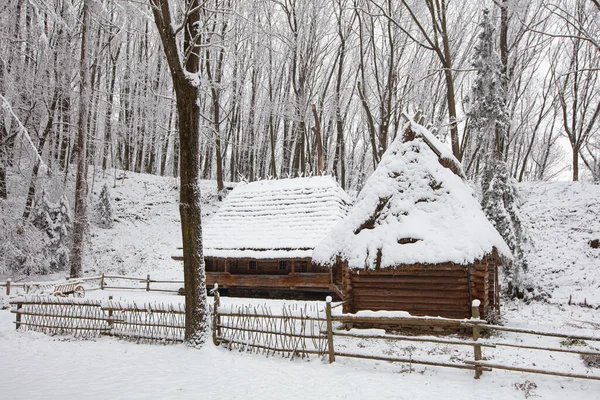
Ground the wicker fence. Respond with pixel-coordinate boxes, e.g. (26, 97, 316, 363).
(12, 296, 108, 338)
(212, 290, 327, 359)
(10, 296, 185, 343)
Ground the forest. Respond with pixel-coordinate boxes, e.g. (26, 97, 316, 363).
(1, 0, 599, 280)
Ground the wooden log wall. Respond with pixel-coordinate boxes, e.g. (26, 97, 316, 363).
(206, 257, 329, 275)
(205, 272, 331, 288)
(485, 254, 500, 314)
(468, 263, 489, 317)
(346, 259, 497, 320)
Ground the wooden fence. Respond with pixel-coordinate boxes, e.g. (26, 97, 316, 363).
(5, 281, 600, 381)
(213, 293, 600, 381)
(212, 289, 327, 359)
(10, 296, 185, 343)
(2, 274, 184, 296)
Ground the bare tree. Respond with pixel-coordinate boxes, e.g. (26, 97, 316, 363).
(202, 1, 230, 191)
(551, 1, 600, 181)
(391, 0, 464, 160)
(149, 0, 209, 344)
(331, 0, 356, 187)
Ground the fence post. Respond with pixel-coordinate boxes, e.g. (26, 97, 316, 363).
(146, 274, 150, 292)
(6, 279, 10, 296)
(100, 273, 105, 290)
(15, 303, 22, 330)
(107, 295, 114, 333)
(212, 283, 220, 346)
(326, 296, 336, 363)
(472, 299, 482, 379)
(496, 283, 501, 319)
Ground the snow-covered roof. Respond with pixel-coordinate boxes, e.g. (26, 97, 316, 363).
(204, 176, 351, 259)
(312, 121, 511, 269)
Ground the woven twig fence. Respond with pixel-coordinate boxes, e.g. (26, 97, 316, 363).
(10, 296, 108, 338)
(10, 296, 185, 343)
(213, 295, 328, 360)
(103, 301, 185, 343)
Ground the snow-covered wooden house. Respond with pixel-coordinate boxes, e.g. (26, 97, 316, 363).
(312, 122, 511, 319)
(202, 176, 350, 296)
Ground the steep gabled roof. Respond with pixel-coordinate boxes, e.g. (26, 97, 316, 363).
(312, 121, 511, 269)
(204, 176, 351, 259)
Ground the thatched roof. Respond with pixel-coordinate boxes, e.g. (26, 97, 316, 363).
(312, 121, 511, 269)
(204, 176, 350, 259)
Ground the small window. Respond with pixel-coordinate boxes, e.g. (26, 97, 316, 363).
(248, 260, 257, 270)
(296, 261, 307, 273)
(279, 260, 288, 271)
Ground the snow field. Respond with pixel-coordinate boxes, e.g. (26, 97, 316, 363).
(1, 290, 600, 399)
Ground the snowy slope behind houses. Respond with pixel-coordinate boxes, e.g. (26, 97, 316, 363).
(519, 181, 600, 305)
(86, 170, 226, 279)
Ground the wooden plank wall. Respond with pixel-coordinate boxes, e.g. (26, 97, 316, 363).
(347, 261, 495, 320)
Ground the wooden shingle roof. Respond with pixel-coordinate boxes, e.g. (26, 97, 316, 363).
(204, 176, 350, 259)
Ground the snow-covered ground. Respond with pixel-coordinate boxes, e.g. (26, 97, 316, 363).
(1, 290, 600, 399)
(519, 182, 600, 305)
(1, 170, 600, 399)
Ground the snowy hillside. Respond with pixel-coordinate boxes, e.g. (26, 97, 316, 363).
(89, 174, 600, 310)
(85, 170, 225, 279)
(519, 182, 600, 305)
(0, 168, 225, 282)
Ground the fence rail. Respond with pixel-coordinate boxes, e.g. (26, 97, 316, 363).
(2, 274, 184, 296)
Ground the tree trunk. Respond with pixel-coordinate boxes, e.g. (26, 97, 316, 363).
(22, 89, 59, 220)
(311, 104, 323, 175)
(58, 94, 70, 170)
(150, 0, 209, 345)
(572, 146, 579, 181)
(102, 46, 120, 171)
(160, 101, 174, 176)
(175, 81, 208, 344)
(70, 0, 91, 278)
(0, 122, 8, 199)
(442, 66, 460, 160)
(0, 162, 5, 199)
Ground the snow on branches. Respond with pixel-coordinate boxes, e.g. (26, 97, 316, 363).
(95, 183, 114, 229)
(468, 9, 528, 278)
(32, 190, 72, 272)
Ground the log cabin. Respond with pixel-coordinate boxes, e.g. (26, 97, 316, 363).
(312, 121, 512, 319)
(190, 176, 350, 297)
